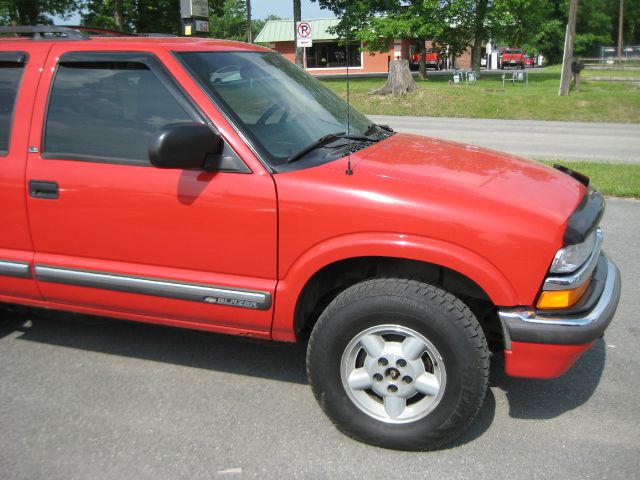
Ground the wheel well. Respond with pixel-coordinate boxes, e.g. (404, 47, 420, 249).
(294, 257, 504, 349)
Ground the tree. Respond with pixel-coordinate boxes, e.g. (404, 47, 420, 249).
(316, 1, 454, 80)
(471, 0, 490, 74)
(1, 0, 80, 25)
(82, 0, 181, 34)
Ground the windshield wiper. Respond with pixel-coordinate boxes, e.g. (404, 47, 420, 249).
(287, 131, 380, 164)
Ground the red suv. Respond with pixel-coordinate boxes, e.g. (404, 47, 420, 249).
(411, 48, 443, 70)
(0, 26, 620, 450)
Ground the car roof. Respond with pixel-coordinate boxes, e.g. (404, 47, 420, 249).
(0, 35, 270, 53)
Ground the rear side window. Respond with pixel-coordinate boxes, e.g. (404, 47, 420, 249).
(0, 53, 26, 156)
(44, 55, 198, 165)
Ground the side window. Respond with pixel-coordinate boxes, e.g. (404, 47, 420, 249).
(44, 58, 197, 165)
(0, 53, 26, 156)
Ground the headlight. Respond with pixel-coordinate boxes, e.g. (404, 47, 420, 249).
(550, 228, 599, 274)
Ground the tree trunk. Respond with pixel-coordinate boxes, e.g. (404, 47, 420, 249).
(372, 59, 416, 96)
(114, 0, 125, 31)
(471, 0, 488, 75)
(293, 0, 303, 66)
(246, 0, 252, 43)
(417, 40, 427, 80)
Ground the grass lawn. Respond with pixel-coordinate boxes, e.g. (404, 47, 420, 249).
(539, 161, 640, 198)
(321, 65, 640, 123)
(582, 68, 640, 79)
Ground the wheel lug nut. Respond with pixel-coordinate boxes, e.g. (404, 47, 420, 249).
(387, 385, 398, 393)
(396, 359, 407, 368)
(378, 358, 388, 366)
(373, 373, 383, 381)
(402, 376, 413, 384)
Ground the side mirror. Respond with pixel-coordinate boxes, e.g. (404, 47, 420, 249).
(148, 123, 221, 170)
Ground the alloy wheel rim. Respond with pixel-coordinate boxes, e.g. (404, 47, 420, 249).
(340, 324, 446, 424)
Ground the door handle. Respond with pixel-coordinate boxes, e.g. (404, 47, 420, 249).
(29, 180, 59, 199)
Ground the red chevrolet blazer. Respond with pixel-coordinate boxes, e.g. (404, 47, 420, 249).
(0, 26, 620, 450)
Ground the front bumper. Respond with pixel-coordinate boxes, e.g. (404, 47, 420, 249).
(498, 254, 620, 378)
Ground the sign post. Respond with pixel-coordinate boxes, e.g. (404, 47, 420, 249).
(180, 0, 209, 37)
(296, 21, 312, 69)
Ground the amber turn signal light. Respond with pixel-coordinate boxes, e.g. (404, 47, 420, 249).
(537, 281, 590, 310)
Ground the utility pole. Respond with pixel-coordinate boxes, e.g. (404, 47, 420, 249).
(559, 0, 578, 96)
(293, 0, 303, 66)
(246, 0, 252, 43)
(617, 0, 624, 63)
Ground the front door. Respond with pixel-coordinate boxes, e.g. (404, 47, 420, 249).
(25, 47, 277, 334)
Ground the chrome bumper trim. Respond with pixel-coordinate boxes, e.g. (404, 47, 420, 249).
(0, 260, 32, 279)
(544, 228, 602, 291)
(498, 254, 620, 349)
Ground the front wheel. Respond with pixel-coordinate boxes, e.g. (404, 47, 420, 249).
(306, 278, 489, 451)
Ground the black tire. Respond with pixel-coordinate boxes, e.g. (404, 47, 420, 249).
(306, 278, 489, 451)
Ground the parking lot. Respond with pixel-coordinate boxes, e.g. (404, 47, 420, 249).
(1, 198, 639, 480)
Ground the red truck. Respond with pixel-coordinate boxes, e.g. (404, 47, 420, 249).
(501, 48, 525, 69)
(411, 48, 443, 70)
(0, 26, 620, 451)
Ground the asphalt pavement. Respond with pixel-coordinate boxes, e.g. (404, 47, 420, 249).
(368, 115, 640, 163)
(1, 199, 639, 480)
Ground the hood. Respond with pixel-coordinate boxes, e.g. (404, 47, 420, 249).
(344, 133, 585, 227)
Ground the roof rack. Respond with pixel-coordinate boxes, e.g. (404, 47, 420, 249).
(64, 26, 137, 37)
(0, 26, 88, 41)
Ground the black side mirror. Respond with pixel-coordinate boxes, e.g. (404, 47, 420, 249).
(148, 123, 221, 170)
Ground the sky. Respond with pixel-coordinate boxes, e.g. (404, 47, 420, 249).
(252, 0, 334, 20)
(56, 1, 335, 25)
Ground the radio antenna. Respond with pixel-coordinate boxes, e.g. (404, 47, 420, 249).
(345, 14, 353, 176)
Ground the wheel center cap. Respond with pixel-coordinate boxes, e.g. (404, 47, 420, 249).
(385, 367, 401, 381)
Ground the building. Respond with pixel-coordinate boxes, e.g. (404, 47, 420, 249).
(255, 18, 403, 75)
(255, 18, 480, 75)
(255, 18, 477, 74)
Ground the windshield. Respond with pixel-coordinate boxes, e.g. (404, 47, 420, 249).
(177, 51, 375, 167)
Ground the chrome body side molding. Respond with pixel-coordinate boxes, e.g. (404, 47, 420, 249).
(0, 260, 32, 279)
(34, 265, 271, 310)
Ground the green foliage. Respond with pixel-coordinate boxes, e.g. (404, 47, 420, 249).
(575, 0, 615, 56)
(315, 0, 632, 68)
(81, 0, 181, 34)
(0, 0, 80, 25)
(208, 0, 247, 41)
(208, 0, 275, 42)
(315, 1, 467, 52)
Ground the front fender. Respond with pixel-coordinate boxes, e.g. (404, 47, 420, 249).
(271, 232, 517, 341)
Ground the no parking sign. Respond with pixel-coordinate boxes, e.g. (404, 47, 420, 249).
(296, 21, 312, 48)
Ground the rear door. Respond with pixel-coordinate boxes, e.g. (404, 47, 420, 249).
(25, 46, 277, 335)
(0, 44, 48, 301)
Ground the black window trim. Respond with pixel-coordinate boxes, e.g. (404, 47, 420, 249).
(41, 50, 250, 172)
(0, 51, 28, 157)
